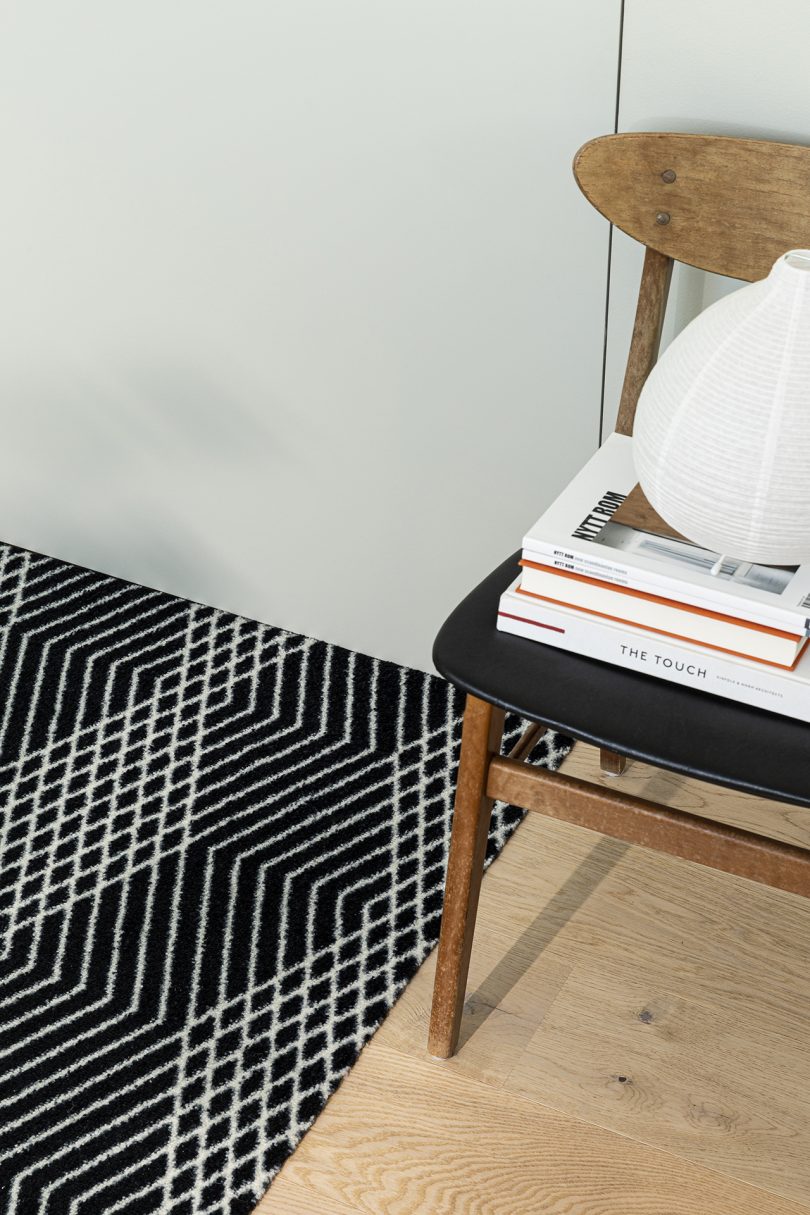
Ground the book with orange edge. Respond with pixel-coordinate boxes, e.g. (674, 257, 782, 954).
(517, 561, 805, 668)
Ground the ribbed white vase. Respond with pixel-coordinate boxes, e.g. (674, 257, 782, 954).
(633, 249, 810, 565)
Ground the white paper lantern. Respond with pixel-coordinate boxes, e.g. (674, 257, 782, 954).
(633, 249, 810, 565)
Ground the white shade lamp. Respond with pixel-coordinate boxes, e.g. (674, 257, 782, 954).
(633, 249, 810, 565)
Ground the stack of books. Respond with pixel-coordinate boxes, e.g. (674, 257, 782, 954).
(497, 433, 810, 722)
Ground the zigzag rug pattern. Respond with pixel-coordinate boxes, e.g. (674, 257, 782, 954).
(0, 541, 571, 1214)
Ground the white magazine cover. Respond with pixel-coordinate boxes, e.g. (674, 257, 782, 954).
(522, 433, 810, 635)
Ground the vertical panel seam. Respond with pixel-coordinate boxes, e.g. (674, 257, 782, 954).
(598, 0, 626, 445)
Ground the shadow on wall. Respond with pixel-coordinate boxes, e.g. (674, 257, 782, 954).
(631, 117, 810, 145)
(0, 355, 304, 613)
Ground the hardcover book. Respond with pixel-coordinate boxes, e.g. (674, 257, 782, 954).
(523, 433, 810, 636)
(516, 564, 805, 667)
(497, 579, 810, 723)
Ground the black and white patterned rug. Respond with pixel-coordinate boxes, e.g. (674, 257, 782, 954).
(0, 541, 571, 1215)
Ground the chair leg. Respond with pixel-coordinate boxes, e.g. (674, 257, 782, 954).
(600, 746, 627, 776)
(428, 695, 505, 1059)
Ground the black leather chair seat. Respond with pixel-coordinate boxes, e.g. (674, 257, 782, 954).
(433, 553, 810, 809)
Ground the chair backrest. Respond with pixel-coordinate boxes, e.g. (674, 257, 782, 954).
(573, 132, 810, 435)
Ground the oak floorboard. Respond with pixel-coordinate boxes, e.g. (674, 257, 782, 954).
(255, 744, 810, 1214)
(511, 955, 810, 1206)
(261, 1044, 808, 1215)
(258, 1181, 356, 1215)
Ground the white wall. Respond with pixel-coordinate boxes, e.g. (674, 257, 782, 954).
(603, 0, 810, 439)
(0, 1, 619, 672)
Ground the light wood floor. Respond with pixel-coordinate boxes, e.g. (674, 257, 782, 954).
(256, 744, 810, 1214)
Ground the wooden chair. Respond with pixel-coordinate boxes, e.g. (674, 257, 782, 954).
(428, 131, 810, 1059)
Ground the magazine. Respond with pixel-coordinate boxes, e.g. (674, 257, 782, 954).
(522, 433, 810, 635)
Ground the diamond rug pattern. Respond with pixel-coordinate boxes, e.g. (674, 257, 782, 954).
(0, 542, 571, 1214)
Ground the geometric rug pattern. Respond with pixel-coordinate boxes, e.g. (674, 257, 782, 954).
(0, 542, 570, 1214)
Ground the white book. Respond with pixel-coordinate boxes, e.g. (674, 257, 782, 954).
(523, 433, 810, 636)
(497, 579, 810, 723)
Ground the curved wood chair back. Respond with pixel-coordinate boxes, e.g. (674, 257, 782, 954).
(573, 132, 810, 434)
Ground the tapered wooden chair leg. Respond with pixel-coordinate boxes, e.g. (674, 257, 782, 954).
(428, 695, 505, 1059)
(600, 747, 627, 776)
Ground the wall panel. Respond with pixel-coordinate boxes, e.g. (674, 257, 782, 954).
(603, 0, 810, 440)
(0, 1, 620, 670)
